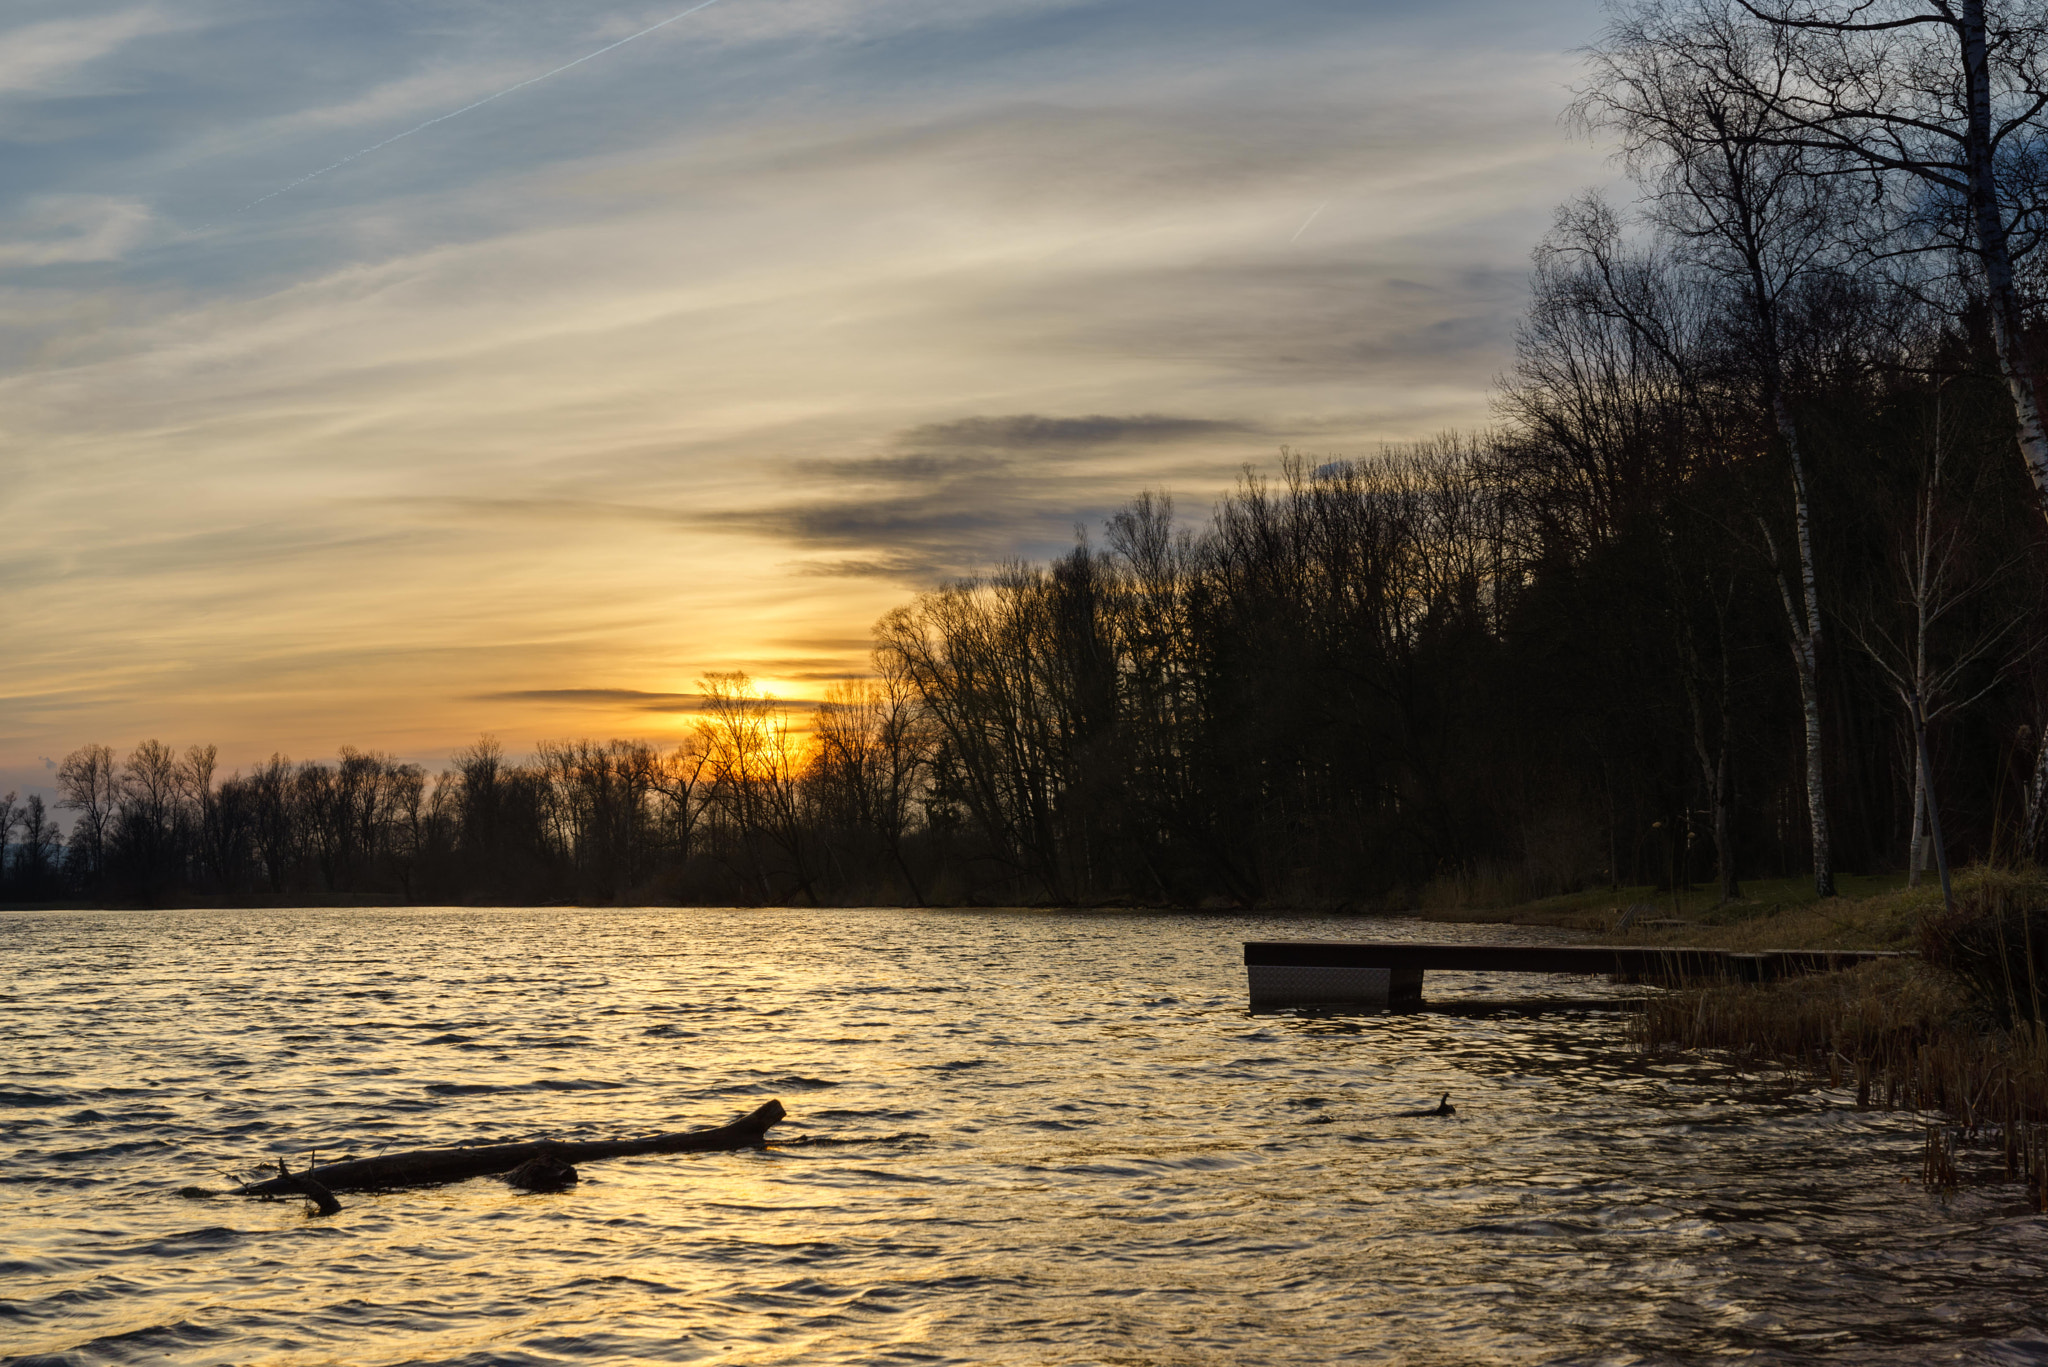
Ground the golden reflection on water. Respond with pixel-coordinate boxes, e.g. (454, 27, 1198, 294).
(1, 906, 2042, 1365)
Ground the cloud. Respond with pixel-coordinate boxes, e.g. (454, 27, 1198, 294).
(725, 411, 1267, 580)
(364, 409, 1256, 584)
(362, 408, 1258, 583)
(894, 413, 1259, 449)
(0, 195, 153, 266)
(0, 7, 183, 96)
(0, 0, 1612, 769)
(774, 635, 877, 652)
(376, 496, 696, 529)
(473, 688, 703, 713)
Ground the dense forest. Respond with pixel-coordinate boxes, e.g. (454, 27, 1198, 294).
(6, 0, 2047, 909)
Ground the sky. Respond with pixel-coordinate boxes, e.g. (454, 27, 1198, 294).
(0, 0, 1614, 801)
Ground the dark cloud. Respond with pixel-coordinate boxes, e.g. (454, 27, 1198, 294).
(788, 554, 947, 580)
(369, 404, 1383, 587)
(895, 413, 1260, 450)
(741, 410, 1261, 582)
(756, 657, 864, 672)
(787, 450, 1019, 484)
(774, 635, 878, 652)
(474, 688, 702, 713)
(382, 412, 1257, 584)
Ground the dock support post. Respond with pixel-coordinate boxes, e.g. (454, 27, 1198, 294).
(1245, 963, 1425, 1013)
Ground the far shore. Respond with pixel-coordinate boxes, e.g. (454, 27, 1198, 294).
(4, 872, 1927, 953)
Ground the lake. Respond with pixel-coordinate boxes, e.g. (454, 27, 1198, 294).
(4, 906, 2045, 1365)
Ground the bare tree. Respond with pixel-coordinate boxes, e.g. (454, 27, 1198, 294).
(807, 672, 931, 901)
(1850, 385, 2031, 874)
(249, 754, 298, 893)
(1510, 198, 1808, 894)
(179, 744, 229, 889)
(12, 794, 62, 894)
(0, 791, 17, 894)
(2023, 707, 2048, 858)
(385, 762, 429, 901)
(55, 744, 118, 885)
(1576, 15, 1881, 894)
(115, 740, 187, 897)
(1630, 0, 2048, 519)
(696, 672, 815, 903)
(653, 736, 710, 865)
(877, 572, 1077, 902)
(537, 739, 663, 901)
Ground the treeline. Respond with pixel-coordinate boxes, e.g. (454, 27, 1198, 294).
(6, 0, 2048, 909)
(0, 675, 925, 906)
(872, 0, 2048, 907)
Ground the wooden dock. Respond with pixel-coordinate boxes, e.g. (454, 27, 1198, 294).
(1243, 939, 1899, 1012)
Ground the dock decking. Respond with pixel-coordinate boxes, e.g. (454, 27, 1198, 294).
(1242, 939, 1899, 1012)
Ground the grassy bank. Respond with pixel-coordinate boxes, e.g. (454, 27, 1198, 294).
(1416, 870, 1927, 945)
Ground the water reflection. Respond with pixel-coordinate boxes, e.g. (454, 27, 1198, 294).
(2, 907, 2044, 1365)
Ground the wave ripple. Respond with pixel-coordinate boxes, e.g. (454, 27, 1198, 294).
(0, 906, 2031, 1365)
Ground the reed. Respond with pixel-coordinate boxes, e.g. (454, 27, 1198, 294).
(1917, 867, 2048, 1028)
(1634, 868, 2048, 1207)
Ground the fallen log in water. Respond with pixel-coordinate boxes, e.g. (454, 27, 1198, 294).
(234, 1098, 786, 1199)
(266, 1161, 341, 1215)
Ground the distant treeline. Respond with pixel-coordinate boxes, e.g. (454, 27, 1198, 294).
(7, 0, 2048, 909)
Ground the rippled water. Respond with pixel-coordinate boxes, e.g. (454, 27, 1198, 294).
(5, 907, 2047, 1366)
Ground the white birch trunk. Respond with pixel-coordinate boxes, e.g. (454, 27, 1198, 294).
(1763, 400, 1835, 898)
(1797, 660, 1832, 895)
(1908, 748, 1928, 884)
(1960, 0, 2048, 524)
(2022, 727, 2048, 861)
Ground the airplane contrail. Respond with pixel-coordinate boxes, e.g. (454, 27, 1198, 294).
(1289, 201, 1328, 243)
(231, 0, 730, 216)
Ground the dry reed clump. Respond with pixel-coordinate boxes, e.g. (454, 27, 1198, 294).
(1633, 958, 1965, 1088)
(1637, 873, 2048, 1209)
(1918, 866, 2048, 1027)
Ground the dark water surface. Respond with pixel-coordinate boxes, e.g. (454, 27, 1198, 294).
(5, 907, 2047, 1366)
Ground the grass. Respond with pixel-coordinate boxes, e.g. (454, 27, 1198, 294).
(1418, 869, 1930, 948)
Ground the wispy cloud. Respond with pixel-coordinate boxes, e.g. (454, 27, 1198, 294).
(893, 413, 1259, 449)
(0, 0, 1610, 780)
(0, 195, 153, 265)
(474, 688, 704, 713)
(231, 0, 737, 217)
(724, 412, 1270, 579)
(0, 7, 184, 96)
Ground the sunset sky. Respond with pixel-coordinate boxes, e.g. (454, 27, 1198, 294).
(1, 0, 1611, 800)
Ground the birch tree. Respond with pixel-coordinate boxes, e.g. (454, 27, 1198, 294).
(1579, 12, 1870, 893)
(1626, 0, 2048, 519)
(1849, 386, 2032, 873)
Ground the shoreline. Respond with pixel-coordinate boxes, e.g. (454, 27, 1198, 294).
(1, 871, 1932, 945)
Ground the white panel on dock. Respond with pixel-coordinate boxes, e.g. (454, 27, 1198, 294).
(1246, 963, 1422, 1012)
